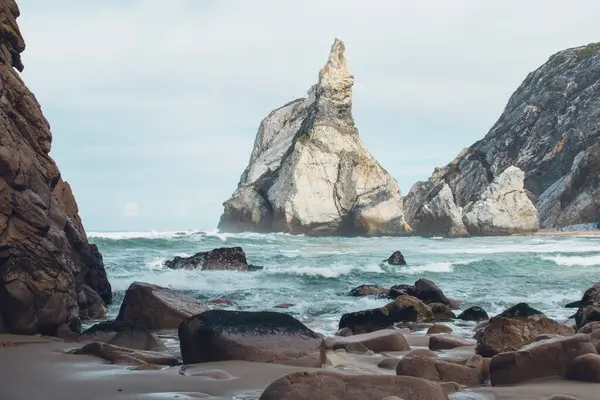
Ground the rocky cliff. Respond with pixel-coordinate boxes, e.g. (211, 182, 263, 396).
(219, 39, 412, 236)
(405, 42, 600, 236)
(0, 0, 111, 334)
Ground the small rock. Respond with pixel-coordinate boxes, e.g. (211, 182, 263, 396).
(405, 349, 438, 358)
(179, 367, 236, 380)
(377, 358, 401, 370)
(347, 285, 387, 297)
(386, 251, 407, 266)
(457, 306, 489, 322)
(429, 336, 474, 351)
(273, 303, 295, 309)
(79, 320, 166, 351)
(575, 303, 600, 330)
(439, 381, 462, 395)
(165, 247, 249, 270)
(427, 325, 453, 335)
(547, 395, 580, 400)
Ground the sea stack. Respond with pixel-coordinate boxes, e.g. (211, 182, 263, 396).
(404, 42, 600, 236)
(218, 39, 412, 237)
(0, 1, 111, 335)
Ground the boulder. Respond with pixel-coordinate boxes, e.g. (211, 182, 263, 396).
(387, 284, 414, 299)
(324, 329, 410, 353)
(335, 327, 353, 337)
(396, 355, 483, 386)
(578, 321, 600, 334)
(77, 284, 108, 319)
(0, 2, 112, 335)
(429, 303, 456, 321)
(259, 372, 448, 400)
(497, 302, 544, 318)
(567, 353, 600, 382)
(347, 285, 387, 297)
(69, 342, 180, 366)
(427, 325, 453, 335)
(116, 282, 208, 330)
(386, 251, 407, 266)
(429, 336, 474, 351)
(164, 247, 249, 270)
(339, 296, 433, 334)
(575, 303, 600, 330)
(475, 316, 574, 357)
(457, 306, 489, 322)
(378, 357, 402, 370)
(490, 334, 596, 385)
(79, 320, 166, 351)
(179, 310, 325, 367)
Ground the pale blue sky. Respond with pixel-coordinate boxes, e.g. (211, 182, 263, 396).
(16, 0, 600, 231)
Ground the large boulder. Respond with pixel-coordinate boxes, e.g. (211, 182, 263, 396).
(412, 279, 453, 307)
(490, 334, 596, 385)
(324, 329, 410, 353)
(396, 354, 483, 386)
(218, 39, 412, 237)
(339, 296, 433, 334)
(457, 306, 489, 322)
(386, 251, 407, 265)
(476, 315, 575, 357)
(116, 282, 208, 330)
(164, 247, 250, 270)
(0, 2, 111, 335)
(79, 321, 166, 351)
(567, 353, 600, 382)
(179, 310, 325, 367)
(259, 372, 448, 400)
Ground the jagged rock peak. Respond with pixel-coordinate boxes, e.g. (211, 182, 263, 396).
(0, 0, 25, 71)
(317, 38, 354, 105)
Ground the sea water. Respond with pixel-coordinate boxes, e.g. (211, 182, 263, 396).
(89, 231, 600, 334)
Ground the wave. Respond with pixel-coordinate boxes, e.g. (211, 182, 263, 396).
(275, 263, 385, 278)
(88, 229, 303, 242)
(399, 259, 480, 275)
(88, 230, 194, 240)
(425, 242, 600, 255)
(542, 255, 600, 267)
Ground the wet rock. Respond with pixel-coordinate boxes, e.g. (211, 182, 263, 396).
(324, 329, 410, 353)
(405, 349, 439, 358)
(273, 303, 295, 309)
(179, 366, 236, 380)
(457, 306, 489, 322)
(207, 299, 236, 307)
(347, 285, 387, 297)
(386, 251, 407, 266)
(335, 327, 353, 337)
(259, 372, 448, 400)
(179, 310, 325, 367)
(69, 342, 181, 366)
(429, 336, 474, 351)
(78, 284, 108, 319)
(565, 300, 583, 308)
(429, 303, 456, 321)
(165, 247, 250, 270)
(447, 298, 461, 310)
(476, 315, 574, 357)
(396, 354, 483, 386)
(498, 302, 544, 318)
(387, 284, 414, 299)
(339, 296, 433, 334)
(427, 325, 453, 335)
(378, 358, 402, 370)
(490, 334, 596, 386)
(79, 321, 166, 351)
(575, 303, 600, 330)
(412, 279, 452, 307)
(567, 353, 600, 382)
(547, 396, 580, 400)
(116, 282, 208, 330)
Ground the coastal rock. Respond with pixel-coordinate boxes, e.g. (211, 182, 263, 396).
(396, 355, 483, 386)
(164, 247, 250, 271)
(386, 251, 407, 265)
(427, 325, 453, 335)
(567, 353, 600, 382)
(116, 282, 208, 330)
(575, 303, 600, 330)
(70, 342, 180, 366)
(457, 306, 489, 322)
(489, 334, 596, 385)
(475, 315, 575, 357)
(347, 284, 387, 297)
(429, 303, 456, 321)
(412, 279, 453, 307)
(405, 42, 600, 234)
(79, 321, 166, 351)
(0, 1, 111, 335)
(429, 336, 474, 351)
(259, 372, 448, 400)
(339, 295, 433, 334)
(218, 39, 412, 237)
(497, 302, 544, 318)
(179, 310, 325, 367)
(324, 329, 410, 353)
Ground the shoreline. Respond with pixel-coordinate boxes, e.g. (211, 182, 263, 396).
(516, 230, 600, 237)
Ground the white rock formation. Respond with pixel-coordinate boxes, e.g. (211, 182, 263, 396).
(462, 166, 540, 235)
(219, 39, 412, 236)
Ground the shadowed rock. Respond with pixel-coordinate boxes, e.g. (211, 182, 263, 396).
(386, 251, 407, 265)
(429, 303, 456, 320)
(79, 320, 166, 351)
(427, 325, 453, 335)
(497, 302, 544, 318)
(70, 342, 180, 366)
(457, 306, 489, 322)
(567, 353, 600, 382)
(429, 336, 475, 351)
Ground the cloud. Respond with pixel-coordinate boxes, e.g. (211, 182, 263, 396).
(123, 202, 139, 218)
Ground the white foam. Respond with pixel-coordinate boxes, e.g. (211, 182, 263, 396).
(278, 263, 384, 278)
(88, 230, 194, 240)
(542, 255, 600, 267)
(425, 242, 600, 255)
(398, 259, 479, 275)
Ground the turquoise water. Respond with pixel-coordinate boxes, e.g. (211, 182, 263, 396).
(89, 231, 600, 334)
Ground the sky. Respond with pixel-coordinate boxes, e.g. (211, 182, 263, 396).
(15, 0, 600, 232)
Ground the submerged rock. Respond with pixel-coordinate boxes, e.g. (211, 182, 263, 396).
(0, 1, 111, 335)
(347, 285, 387, 297)
(164, 247, 252, 271)
(457, 306, 489, 322)
(179, 310, 325, 367)
(218, 39, 412, 237)
(386, 251, 407, 265)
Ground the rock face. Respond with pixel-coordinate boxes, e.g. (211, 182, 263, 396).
(218, 39, 411, 237)
(405, 42, 600, 235)
(0, 1, 111, 335)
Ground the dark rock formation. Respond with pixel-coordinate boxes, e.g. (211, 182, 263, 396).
(164, 247, 253, 271)
(497, 302, 544, 318)
(387, 279, 457, 309)
(116, 282, 208, 330)
(428, 303, 456, 320)
(347, 284, 387, 297)
(405, 42, 600, 235)
(179, 310, 325, 367)
(457, 306, 489, 322)
(0, 1, 111, 335)
(386, 251, 407, 265)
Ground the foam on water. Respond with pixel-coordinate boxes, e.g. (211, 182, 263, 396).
(542, 254, 600, 267)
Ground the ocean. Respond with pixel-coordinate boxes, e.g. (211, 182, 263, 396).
(89, 231, 600, 334)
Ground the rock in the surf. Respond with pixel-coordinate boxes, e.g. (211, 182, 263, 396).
(396, 354, 483, 386)
(79, 321, 166, 351)
(0, 1, 112, 335)
(179, 310, 325, 367)
(259, 372, 448, 400)
(116, 282, 208, 330)
(386, 251, 407, 265)
(412, 279, 453, 307)
(567, 353, 600, 382)
(339, 296, 434, 334)
(324, 329, 410, 353)
(565, 283, 600, 309)
(497, 302, 544, 318)
(457, 306, 489, 322)
(427, 325, 453, 335)
(347, 285, 387, 297)
(164, 247, 251, 270)
(70, 342, 180, 366)
(490, 334, 596, 385)
(218, 39, 412, 237)
(429, 303, 456, 321)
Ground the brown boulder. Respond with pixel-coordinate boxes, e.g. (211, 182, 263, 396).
(427, 325, 453, 335)
(335, 327, 353, 337)
(116, 282, 208, 330)
(489, 334, 596, 386)
(575, 303, 600, 330)
(457, 306, 489, 322)
(259, 372, 448, 400)
(79, 320, 166, 351)
(475, 316, 575, 357)
(339, 295, 433, 334)
(348, 285, 387, 297)
(69, 342, 180, 366)
(164, 247, 251, 270)
(378, 357, 401, 370)
(412, 279, 452, 306)
(429, 335, 474, 351)
(179, 310, 325, 367)
(324, 329, 410, 353)
(567, 353, 600, 382)
(396, 354, 483, 386)
(0, 3, 111, 335)
(429, 303, 456, 321)
(578, 321, 600, 334)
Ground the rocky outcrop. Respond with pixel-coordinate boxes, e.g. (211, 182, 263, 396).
(0, 1, 111, 335)
(405, 42, 600, 235)
(164, 247, 258, 271)
(386, 250, 407, 265)
(218, 39, 411, 237)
